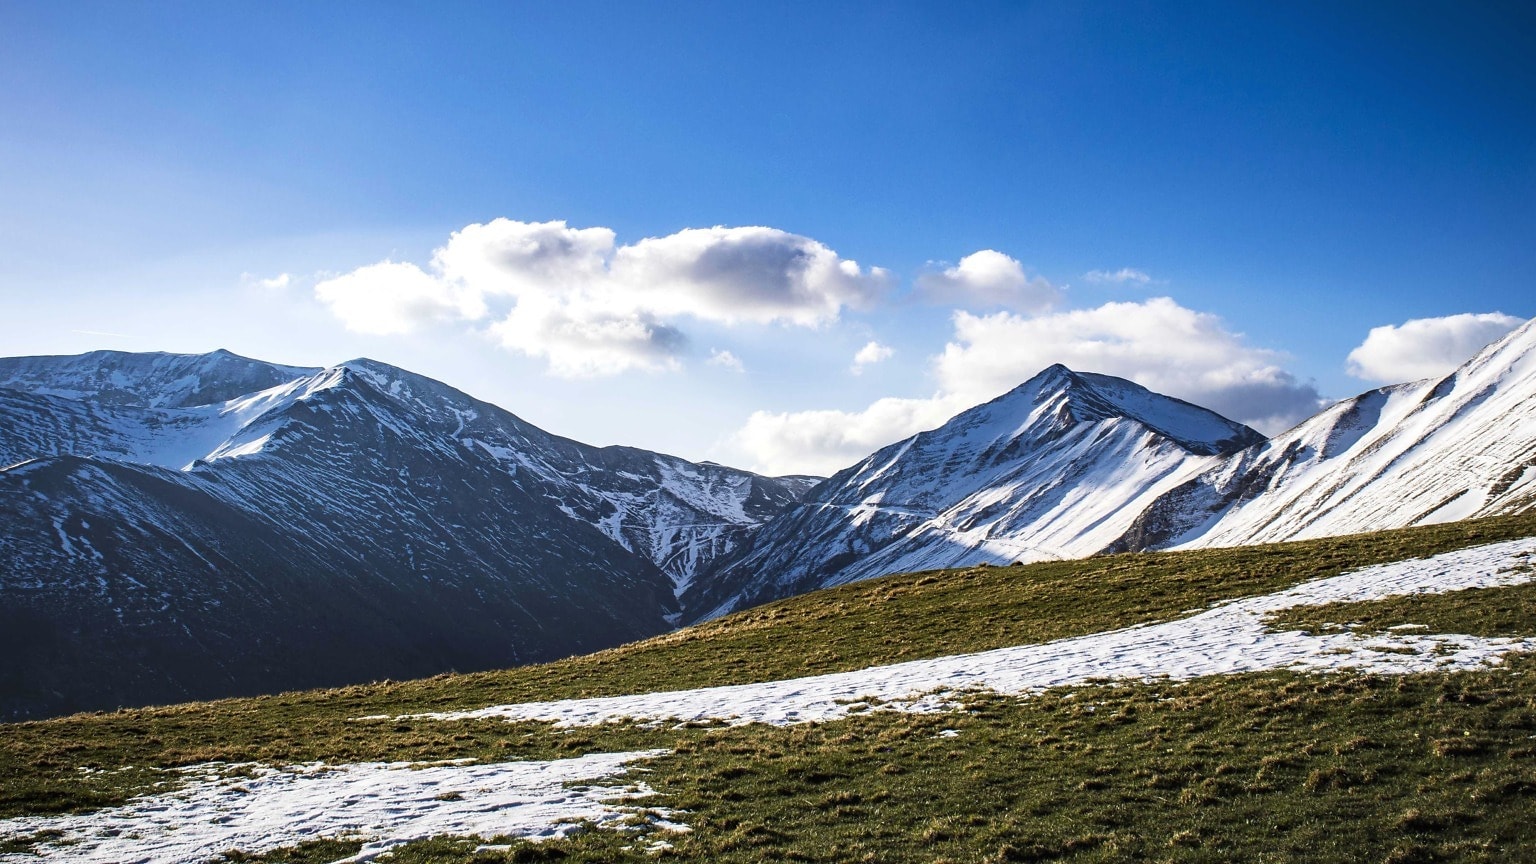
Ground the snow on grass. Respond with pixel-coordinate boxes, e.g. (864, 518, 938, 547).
(412, 538, 1536, 729)
(0, 751, 672, 864)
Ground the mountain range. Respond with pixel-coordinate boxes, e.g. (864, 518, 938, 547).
(0, 352, 808, 720)
(696, 317, 1536, 618)
(2, 317, 1533, 720)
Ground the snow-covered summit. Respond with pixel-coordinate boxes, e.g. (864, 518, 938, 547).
(682, 364, 1262, 621)
(0, 349, 808, 590)
(1029, 365, 1262, 455)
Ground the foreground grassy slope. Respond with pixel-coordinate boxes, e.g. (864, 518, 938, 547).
(3, 512, 1536, 862)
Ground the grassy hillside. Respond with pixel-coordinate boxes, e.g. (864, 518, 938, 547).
(4, 512, 1536, 862)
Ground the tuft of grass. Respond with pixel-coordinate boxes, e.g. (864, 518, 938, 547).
(208, 838, 363, 862)
(0, 829, 68, 855)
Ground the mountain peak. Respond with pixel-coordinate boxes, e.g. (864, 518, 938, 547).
(685, 367, 1265, 621)
(1010, 362, 1080, 396)
(972, 365, 1262, 457)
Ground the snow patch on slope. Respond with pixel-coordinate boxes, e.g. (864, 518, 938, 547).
(421, 538, 1536, 728)
(0, 752, 674, 864)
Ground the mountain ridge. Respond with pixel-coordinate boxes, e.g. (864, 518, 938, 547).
(683, 318, 1536, 622)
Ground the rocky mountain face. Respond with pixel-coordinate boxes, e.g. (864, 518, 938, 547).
(1108, 317, 1536, 553)
(682, 365, 1264, 622)
(0, 351, 809, 720)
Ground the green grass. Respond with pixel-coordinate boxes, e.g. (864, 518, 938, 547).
(199, 661, 1536, 864)
(4, 512, 1536, 861)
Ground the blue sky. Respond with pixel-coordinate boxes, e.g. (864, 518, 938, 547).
(3, 1, 1533, 474)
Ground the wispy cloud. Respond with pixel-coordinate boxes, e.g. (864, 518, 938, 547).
(850, 340, 894, 375)
(241, 272, 293, 292)
(1083, 267, 1152, 285)
(707, 348, 745, 372)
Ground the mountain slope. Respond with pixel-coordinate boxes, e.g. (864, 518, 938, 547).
(683, 365, 1262, 621)
(289, 359, 809, 596)
(0, 351, 807, 720)
(1111, 317, 1536, 553)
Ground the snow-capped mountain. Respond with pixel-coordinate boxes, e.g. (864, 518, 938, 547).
(9, 318, 1533, 719)
(682, 365, 1264, 622)
(1109, 317, 1536, 553)
(0, 350, 809, 720)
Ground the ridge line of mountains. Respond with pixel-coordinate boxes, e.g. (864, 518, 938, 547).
(3, 317, 1534, 720)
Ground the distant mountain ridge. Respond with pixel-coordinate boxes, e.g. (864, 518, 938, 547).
(0, 348, 317, 409)
(0, 350, 810, 720)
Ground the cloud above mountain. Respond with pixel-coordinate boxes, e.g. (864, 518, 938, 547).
(1346, 312, 1524, 384)
(315, 219, 892, 377)
(311, 217, 1360, 477)
(933, 298, 1327, 433)
(850, 340, 894, 374)
(914, 250, 1060, 312)
(736, 393, 971, 478)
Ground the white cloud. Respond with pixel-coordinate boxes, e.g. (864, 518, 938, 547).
(314, 260, 482, 336)
(487, 300, 685, 378)
(314, 219, 891, 376)
(734, 297, 1326, 475)
(1083, 267, 1152, 285)
(612, 227, 891, 326)
(914, 250, 1060, 312)
(735, 394, 970, 477)
(708, 348, 745, 372)
(1345, 312, 1524, 383)
(850, 340, 894, 374)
